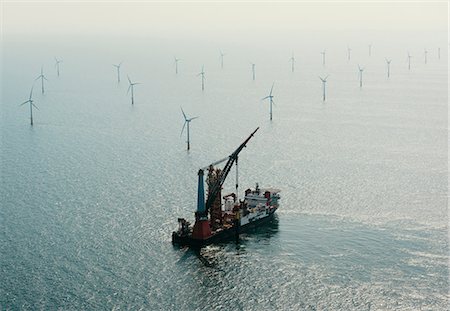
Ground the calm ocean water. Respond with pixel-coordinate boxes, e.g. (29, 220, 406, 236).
(1, 34, 448, 310)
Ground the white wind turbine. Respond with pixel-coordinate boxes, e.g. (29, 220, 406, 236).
(54, 57, 62, 77)
(174, 57, 181, 74)
(407, 52, 412, 70)
(261, 83, 275, 120)
(35, 66, 48, 94)
(358, 65, 365, 88)
(198, 66, 206, 91)
(385, 58, 392, 78)
(180, 107, 199, 151)
(319, 75, 329, 101)
(289, 54, 295, 72)
(20, 86, 39, 126)
(113, 62, 122, 83)
(127, 75, 140, 105)
(321, 50, 326, 66)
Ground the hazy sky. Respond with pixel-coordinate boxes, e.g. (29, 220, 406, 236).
(2, 1, 448, 38)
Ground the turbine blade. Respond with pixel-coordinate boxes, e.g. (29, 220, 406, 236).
(180, 121, 187, 137)
(127, 85, 131, 94)
(261, 96, 270, 100)
(29, 86, 34, 100)
(181, 107, 187, 120)
(32, 103, 39, 110)
(20, 100, 30, 106)
(127, 75, 131, 84)
(189, 116, 199, 121)
(270, 82, 274, 95)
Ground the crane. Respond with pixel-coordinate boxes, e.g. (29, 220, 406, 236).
(196, 127, 259, 219)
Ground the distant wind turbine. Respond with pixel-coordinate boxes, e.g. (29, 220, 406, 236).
(261, 83, 275, 120)
(407, 52, 412, 70)
(289, 54, 295, 72)
(347, 47, 352, 61)
(368, 44, 372, 56)
(438, 47, 441, 60)
(251, 62, 256, 80)
(358, 65, 364, 88)
(220, 50, 226, 69)
(174, 57, 180, 74)
(424, 49, 428, 64)
(321, 50, 326, 66)
(180, 107, 199, 151)
(20, 86, 38, 126)
(319, 76, 329, 101)
(127, 75, 140, 105)
(54, 57, 62, 77)
(198, 66, 206, 91)
(35, 67, 48, 94)
(113, 62, 122, 83)
(385, 58, 392, 78)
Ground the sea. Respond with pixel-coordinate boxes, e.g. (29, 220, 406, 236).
(1, 33, 448, 310)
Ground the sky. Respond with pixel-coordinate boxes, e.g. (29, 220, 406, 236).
(2, 1, 448, 39)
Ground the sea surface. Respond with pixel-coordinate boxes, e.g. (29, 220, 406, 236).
(1, 34, 448, 310)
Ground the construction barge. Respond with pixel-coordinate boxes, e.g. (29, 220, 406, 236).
(172, 128, 281, 247)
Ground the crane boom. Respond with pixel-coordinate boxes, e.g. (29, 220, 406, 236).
(201, 127, 259, 217)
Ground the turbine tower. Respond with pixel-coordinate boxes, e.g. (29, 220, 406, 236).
(407, 52, 412, 70)
(35, 67, 48, 94)
(385, 58, 392, 78)
(20, 86, 39, 126)
(289, 54, 295, 72)
(181, 107, 199, 151)
(321, 50, 326, 66)
(261, 83, 275, 120)
(347, 46, 352, 61)
(174, 57, 180, 74)
(358, 65, 364, 88)
(438, 47, 441, 60)
(127, 75, 140, 105)
(251, 62, 256, 80)
(113, 62, 122, 83)
(220, 50, 226, 69)
(368, 44, 372, 56)
(54, 57, 62, 77)
(319, 75, 329, 101)
(424, 49, 428, 64)
(198, 66, 206, 91)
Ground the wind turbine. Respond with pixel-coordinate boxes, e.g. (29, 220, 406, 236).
(289, 54, 295, 72)
(174, 57, 180, 74)
(35, 67, 48, 94)
(113, 62, 122, 83)
(20, 86, 38, 126)
(358, 65, 364, 88)
(407, 52, 412, 70)
(385, 58, 392, 78)
(319, 76, 329, 101)
(347, 46, 352, 61)
(220, 50, 226, 69)
(368, 44, 372, 56)
(180, 107, 199, 151)
(251, 62, 256, 80)
(261, 83, 275, 120)
(438, 47, 441, 60)
(127, 75, 140, 105)
(54, 57, 62, 77)
(424, 49, 428, 64)
(198, 66, 206, 91)
(321, 50, 326, 66)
